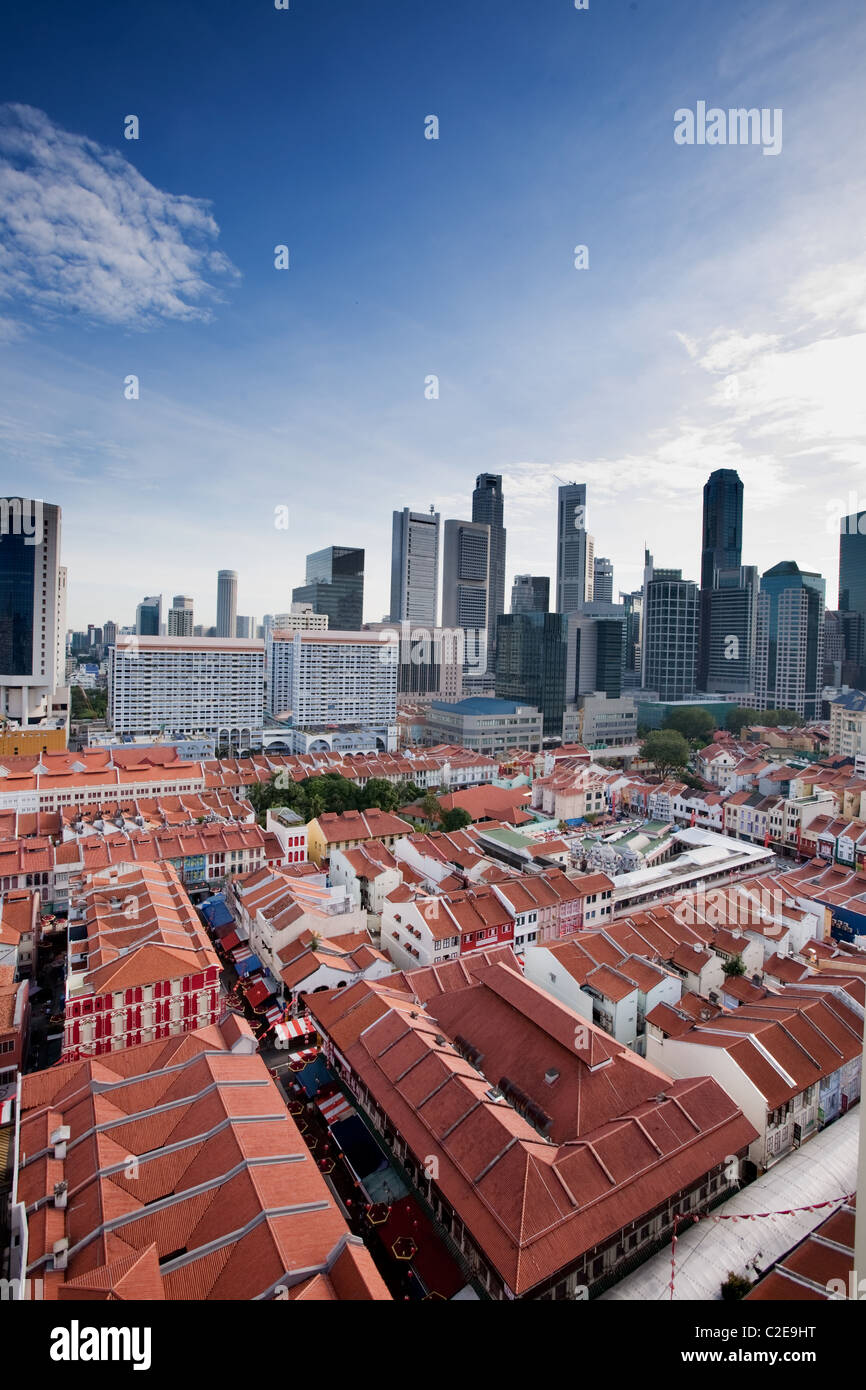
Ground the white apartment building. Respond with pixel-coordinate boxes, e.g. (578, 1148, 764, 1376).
(272, 603, 330, 633)
(829, 691, 866, 758)
(266, 630, 397, 731)
(108, 636, 265, 749)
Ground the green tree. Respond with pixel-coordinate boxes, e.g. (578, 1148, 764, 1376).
(720, 1271, 752, 1301)
(421, 790, 442, 826)
(664, 706, 716, 742)
(359, 777, 399, 811)
(304, 773, 360, 814)
(723, 954, 746, 978)
(774, 708, 805, 728)
(440, 807, 473, 833)
(726, 705, 805, 734)
(639, 729, 691, 780)
(393, 780, 422, 806)
(725, 706, 763, 734)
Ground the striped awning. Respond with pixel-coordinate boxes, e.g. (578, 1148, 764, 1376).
(318, 1092, 354, 1126)
(273, 1015, 314, 1043)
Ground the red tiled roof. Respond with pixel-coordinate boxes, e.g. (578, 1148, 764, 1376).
(18, 1018, 390, 1302)
(305, 970, 756, 1297)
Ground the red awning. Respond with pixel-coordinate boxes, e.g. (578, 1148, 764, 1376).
(244, 978, 271, 1008)
(318, 1092, 354, 1125)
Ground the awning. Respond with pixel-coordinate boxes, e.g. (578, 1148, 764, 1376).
(200, 896, 234, 929)
(264, 1004, 284, 1026)
(244, 978, 271, 1009)
(318, 1092, 355, 1126)
(284, 1015, 315, 1039)
(272, 1016, 314, 1043)
(220, 929, 240, 951)
(234, 952, 263, 978)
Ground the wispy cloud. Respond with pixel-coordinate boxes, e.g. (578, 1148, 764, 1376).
(0, 104, 239, 330)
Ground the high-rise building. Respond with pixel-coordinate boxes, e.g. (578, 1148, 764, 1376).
(266, 630, 397, 730)
(703, 566, 758, 697)
(754, 562, 825, 719)
(216, 571, 238, 639)
(442, 521, 489, 630)
(511, 575, 549, 614)
(109, 636, 265, 749)
(235, 615, 256, 639)
(389, 508, 440, 626)
(292, 546, 364, 631)
(566, 608, 626, 704)
(472, 474, 506, 660)
(272, 604, 329, 633)
(592, 557, 614, 605)
(495, 611, 568, 740)
(619, 591, 643, 675)
(0, 497, 66, 727)
(168, 595, 194, 637)
(698, 469, 744, 687)
(823, 609, 863, 686)
(556, 483, 595, 614)
(642, 569, 699, 700)
(364, 621, 463, 701)
(103, 620, 118, 648)
(442, 520, 490, 682)
(839, 512, 866, 668)
(136, 595, 163, 636)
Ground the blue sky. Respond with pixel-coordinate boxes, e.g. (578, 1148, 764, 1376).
(0, 0, 864, 629)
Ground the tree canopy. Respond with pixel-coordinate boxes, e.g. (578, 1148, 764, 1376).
(725, 705, 805, 733)
(639, 729, 691, 780)
(245, 771, 421, 825)
(663, 706, 717, 741)
(440, 807, 473, 833)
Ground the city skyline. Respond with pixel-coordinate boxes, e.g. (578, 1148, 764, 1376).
(54, 473, 858, 635)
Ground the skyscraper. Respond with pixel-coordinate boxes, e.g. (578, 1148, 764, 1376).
(839, 512, 866, 668)
(698, 469, 744, 687)
(0, 497, 65, 727)
(389, 507, 440, 625)
(168, 595, 194, 637)
(566, 609, 626, 703)
(495, 611, 568, 740)
(619, 590, 643, 677)
(642, 569, 699, 700)
(442, 520, 490, 678)
(593, 557, 614, 605)
(755, 562, 825, 719)
(292, 546, 364, 631)
(511, 575, 550, 614)
(703, 566, 758, 697)
(216, 570, 238, 639)
(472, 474, 506, 660)
(136, 595, 163, 636)
(556, 483, 595, 614)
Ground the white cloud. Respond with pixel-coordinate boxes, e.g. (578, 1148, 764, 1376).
(0, 104, 239, 328)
